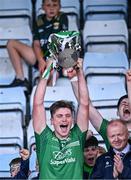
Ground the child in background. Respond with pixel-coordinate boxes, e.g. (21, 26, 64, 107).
(6, 0, 68, 89)
(9, 148, 29, 179)
(83, 136, 99, 179)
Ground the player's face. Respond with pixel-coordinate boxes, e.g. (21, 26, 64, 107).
(107, 122, 129, 151)
(43, 0, 60, 19)
(118, 98, 131, 122)
(51, 108, 73, 139)
(84, 146, 98, 167)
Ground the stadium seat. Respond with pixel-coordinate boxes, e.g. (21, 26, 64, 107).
(0, 88, 25, 178)
(0, 13, 32, 86)
(28, 171, 39, 180)
(83, 52, 129, 85)
(0, 87, 26, 125)
(0, 48, 29, 86)
(0, 115, 23, 153)
(0, 18, 32, 46)
(0, 116, 24, 172)
(0, 0, 32, 22)
(29, 149, 37, 171)
(60, 0, 80, 17)
(83, 0, 128, 21)
(83, 19, 128, 54)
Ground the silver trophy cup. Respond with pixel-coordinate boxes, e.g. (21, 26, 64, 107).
(48, 31, 81, 69)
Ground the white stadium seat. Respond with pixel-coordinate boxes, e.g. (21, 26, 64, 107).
(0, 87, 26, 125)
(83, 0, 128, 21)
(0, 48, 29, 86)
(83, 19, 128, 54)
(0, 0, 32, 19)
(83, 52, 129, 85)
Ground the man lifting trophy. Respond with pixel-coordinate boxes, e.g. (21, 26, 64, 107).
(42, 31, 81, 85)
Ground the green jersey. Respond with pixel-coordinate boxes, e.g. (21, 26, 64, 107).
(35, 124, 87, 179)
(83, 163, 93, 179)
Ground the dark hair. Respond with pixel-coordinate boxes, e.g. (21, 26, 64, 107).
(117, 94, 128, 110)
(9, 157, 21, 167)
(50, 100, 75, 118)
(84, 136, 99, 148)
(42, 0, 61, 5)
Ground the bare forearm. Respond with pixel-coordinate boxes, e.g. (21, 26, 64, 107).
(76, 68, 89, 131)
(33, 78, 47, 133)
(77, 68, 89, 105)
(33, 78, 47, 106)
(71, 80, 79, 101)
(71, 67, 102, 131)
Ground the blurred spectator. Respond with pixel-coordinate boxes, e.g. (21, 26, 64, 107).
(83, 136, 99, 179)
(9, 148, 29, 179)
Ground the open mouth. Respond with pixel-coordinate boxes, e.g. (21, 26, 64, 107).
(60, 125, 68, 133)
(88, 157, 94, 161)
(123, 108, 130, 117)
(87, 157, 95, 165)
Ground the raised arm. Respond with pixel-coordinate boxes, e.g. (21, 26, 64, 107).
(14, 149, 30, 179)
(20, 148, 30, 161)
(70, 61, 103, 132)
(33, 60, 52, 134)
(71, 59, 89, 132)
